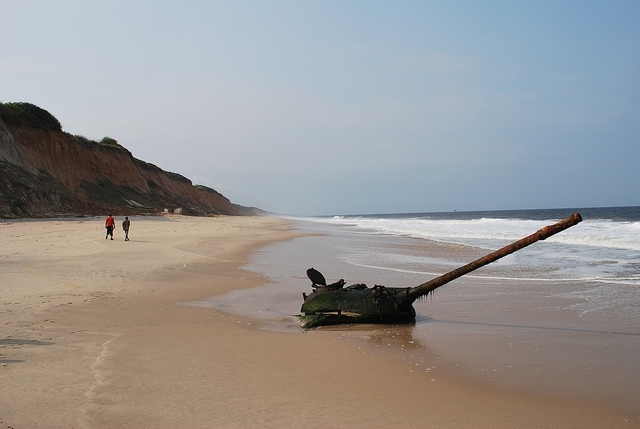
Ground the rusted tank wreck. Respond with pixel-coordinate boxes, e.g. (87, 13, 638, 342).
(299, 213, 582, 328)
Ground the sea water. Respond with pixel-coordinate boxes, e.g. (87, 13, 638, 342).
(188, 206, 640, 415)
(311, 207, 640, 286)
(194, 206, 640, 325)
(301, 207, 640, 328)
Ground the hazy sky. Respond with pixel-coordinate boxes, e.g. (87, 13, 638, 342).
(3, 1, 639, 215)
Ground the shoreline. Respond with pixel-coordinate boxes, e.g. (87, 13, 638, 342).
(0, 216, 634, 428)
(216, 219, 640, 423)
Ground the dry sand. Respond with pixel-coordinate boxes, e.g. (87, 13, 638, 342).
(0, 215, 634, 428)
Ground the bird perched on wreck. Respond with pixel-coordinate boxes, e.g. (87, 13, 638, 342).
(306, 267, 326, 286)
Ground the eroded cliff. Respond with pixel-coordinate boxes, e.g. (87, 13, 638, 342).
(0, 102, 264, 218)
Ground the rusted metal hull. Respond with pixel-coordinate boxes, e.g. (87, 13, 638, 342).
(299, 286, 415, 328)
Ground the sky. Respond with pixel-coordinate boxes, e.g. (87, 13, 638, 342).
(2, 1, 639, 215)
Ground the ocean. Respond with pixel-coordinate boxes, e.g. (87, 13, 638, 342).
(189, 206, 640, 416)
(308, 206, 640, 286)
(202, 206, 640, 322)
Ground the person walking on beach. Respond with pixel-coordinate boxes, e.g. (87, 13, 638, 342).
(105, 214, 115, 240)
(122, 216, 131, 241)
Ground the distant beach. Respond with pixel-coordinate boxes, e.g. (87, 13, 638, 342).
(1, 212, 637, 428)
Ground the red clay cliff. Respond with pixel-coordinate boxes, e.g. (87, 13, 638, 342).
(0, 102, 263, 218)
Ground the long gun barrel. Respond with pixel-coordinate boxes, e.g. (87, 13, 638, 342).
(299, 213, 583, 328)
(405, 212, 583, 303)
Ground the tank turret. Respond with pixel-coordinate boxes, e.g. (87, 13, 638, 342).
(299, 213, 582, 328)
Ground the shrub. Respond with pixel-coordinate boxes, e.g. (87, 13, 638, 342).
(0, 102, 62, 131)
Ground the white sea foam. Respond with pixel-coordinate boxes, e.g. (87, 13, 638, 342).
(291, 212, 640, 286)
(303, 216, 640, 252)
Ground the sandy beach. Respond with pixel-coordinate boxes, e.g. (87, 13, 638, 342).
(0, 215, 635, 428)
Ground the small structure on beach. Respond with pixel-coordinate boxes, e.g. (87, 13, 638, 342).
(163, 207, 183, 214)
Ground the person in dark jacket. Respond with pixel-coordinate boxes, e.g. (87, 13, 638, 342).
(122, 216, 131, 241)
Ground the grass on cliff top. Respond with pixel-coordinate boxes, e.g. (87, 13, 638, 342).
(0, 102, 62, 131)
(71, 134, 128, 152)
(1, 102, 126, 153)
(194, 184, 223, 195)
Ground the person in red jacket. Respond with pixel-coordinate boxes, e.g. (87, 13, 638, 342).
(105, 214, 115, 240)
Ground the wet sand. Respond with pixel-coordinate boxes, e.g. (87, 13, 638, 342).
(0, 216, 636, 428)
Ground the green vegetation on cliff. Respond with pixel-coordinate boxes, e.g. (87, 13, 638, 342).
(0, 102, 62, 131)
